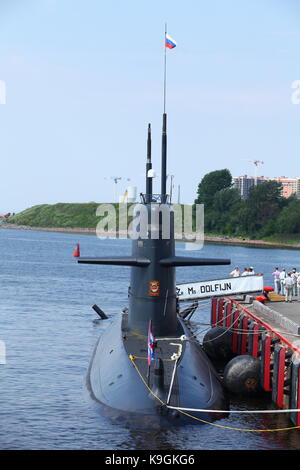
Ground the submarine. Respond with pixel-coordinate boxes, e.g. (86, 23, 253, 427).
(77, 107, 232, 426)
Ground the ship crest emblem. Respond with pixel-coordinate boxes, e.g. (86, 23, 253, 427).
(149, 280, 160, 297)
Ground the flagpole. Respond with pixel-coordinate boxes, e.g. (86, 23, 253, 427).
(163, 22, 167, 114)
(161, 23, 168, 201)
(147, 319, 152, 386)
(147, 365, 150, 386)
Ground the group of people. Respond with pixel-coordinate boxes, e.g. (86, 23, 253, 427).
(230, 266, 255, 277)
(272, 267, 300, 302)
(230, 265, 300, 303)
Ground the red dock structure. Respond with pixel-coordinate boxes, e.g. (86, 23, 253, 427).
(210, 296, 300, 426)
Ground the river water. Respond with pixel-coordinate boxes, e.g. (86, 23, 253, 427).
(1, 227, 300, 450)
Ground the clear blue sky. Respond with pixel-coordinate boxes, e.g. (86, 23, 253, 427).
(0, 0, 299, 212)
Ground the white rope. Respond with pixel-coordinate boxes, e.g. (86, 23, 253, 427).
(196, 310, 243, 342)
(166, 405, 300, 414)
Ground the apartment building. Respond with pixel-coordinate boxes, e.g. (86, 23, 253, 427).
(232, 175, 300, 199)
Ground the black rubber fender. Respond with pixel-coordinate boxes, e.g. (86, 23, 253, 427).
(223, 355, 263, 396)
(202, 327, 234, 363)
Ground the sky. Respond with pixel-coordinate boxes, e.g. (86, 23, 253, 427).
(0, 0, 300, 213)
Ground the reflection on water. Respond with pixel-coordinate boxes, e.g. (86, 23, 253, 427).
(0, 228, 300, 449)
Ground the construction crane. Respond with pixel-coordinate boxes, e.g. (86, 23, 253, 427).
(242, 159, 264, 185)
(104, 176, 131, 202)
(250, 160, 264, 185)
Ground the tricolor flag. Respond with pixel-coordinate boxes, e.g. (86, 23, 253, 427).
(147, 320, 155, 366)
(165, 33, 177, 49)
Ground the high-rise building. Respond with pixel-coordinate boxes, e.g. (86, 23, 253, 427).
(232, 175, 300, 199)
(232, 175, 264, 199)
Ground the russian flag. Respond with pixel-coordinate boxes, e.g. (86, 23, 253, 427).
(165, 34, 177, 49)
(147, 320, 155, 366)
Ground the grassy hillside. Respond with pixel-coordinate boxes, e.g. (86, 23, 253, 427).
(6, 202, 190, 231)
(7, 203, 105, 228)
(5, 203, 300, 246)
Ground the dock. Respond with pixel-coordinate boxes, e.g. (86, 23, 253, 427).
(210, 294, 300, 426)
(249, 298, 300, 338)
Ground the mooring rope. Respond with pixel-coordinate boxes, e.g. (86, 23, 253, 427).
(192, 310, 244, 342)
(129, 354, 300, 432)
(166, 405, 300, 414)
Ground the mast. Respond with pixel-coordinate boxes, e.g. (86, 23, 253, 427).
(161, 23, 168, 203)
(163, 23, 167, 115)
(146, 123, 152, 203)
(161, 113, 167, 202)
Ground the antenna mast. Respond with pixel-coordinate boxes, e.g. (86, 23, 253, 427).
(146, 123, 152, 203)
(163, 23, 167, 115)
(161, 26, 176, 203)
(161, 24, 168, 202)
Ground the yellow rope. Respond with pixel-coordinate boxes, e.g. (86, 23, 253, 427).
(129, 354, 174, 361)
(129, 354, 165, 406)
(129, 355, 300, 432)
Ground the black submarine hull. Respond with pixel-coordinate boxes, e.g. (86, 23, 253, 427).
(86, 312, 228, 426)
(80, 114, 231, 427)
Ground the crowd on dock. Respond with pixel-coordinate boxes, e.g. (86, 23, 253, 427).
(272, 267, 300, 302)
(230, 265, 300, 302)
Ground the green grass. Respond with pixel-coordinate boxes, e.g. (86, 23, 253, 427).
(7, 203, 108, 229)
(261, 234, 300, 245)
(203, 232, 300, 246)
(6, 202, 191, 230)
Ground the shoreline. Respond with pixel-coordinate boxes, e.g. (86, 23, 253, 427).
(1, 222, 300, 249)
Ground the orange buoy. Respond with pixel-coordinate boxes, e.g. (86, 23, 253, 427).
(73, 243, 80, 257)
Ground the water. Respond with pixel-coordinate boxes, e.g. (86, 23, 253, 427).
(1, 228, 300, 450)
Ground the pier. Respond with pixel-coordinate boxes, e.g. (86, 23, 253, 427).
(210, 295, 300, 426)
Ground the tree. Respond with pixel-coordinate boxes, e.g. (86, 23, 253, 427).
(207, 188, 241, 233)
(240, 181, 283, 236)
(193, 171, 300, 239)
(212, 187, 241, 213)
(195, 169, 232, 208)
(273, 199, 300, 234)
